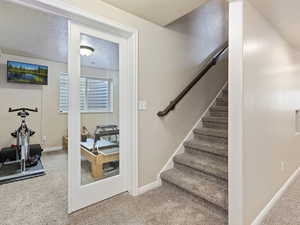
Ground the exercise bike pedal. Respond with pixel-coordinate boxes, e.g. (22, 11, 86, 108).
(26, 156, 40, 167)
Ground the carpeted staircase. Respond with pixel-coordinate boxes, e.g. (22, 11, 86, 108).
(160, 85, 228, 219)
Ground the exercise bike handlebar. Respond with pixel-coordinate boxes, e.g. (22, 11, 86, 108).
(9, 107, 38, 113)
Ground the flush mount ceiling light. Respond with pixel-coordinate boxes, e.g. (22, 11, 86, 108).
(80, 45, 95, 56)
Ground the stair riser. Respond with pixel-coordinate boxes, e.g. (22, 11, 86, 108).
(215, 101, 228, 107)
(210, 111, 228, 117)
(211, 106, 228, 112)
(216, 97, 228, 102)
(185, 146, 228, 159)
(161, 180, 228, 214)
(194, 133, 228, 144)
(172, 164, 228, 210)
(203, 121, 228, 129)
(222, 90, 228, 97)
(174, 160, 228, 182)
(186, 149, 228, 162)
(174, 151, 228, 180)
(161, 181, 228, 217)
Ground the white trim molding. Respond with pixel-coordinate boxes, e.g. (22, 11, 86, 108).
(157, 81, 228, 181)
(228, 1, 244, 224)
(137, 180, 162, 195)
(10, 0, 138, 35)
(44, 146, 63, 152)
(251, 167, 300, 225)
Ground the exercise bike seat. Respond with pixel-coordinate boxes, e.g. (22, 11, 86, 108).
(17, 111, 29, 118)
(10, 130, 35, 137)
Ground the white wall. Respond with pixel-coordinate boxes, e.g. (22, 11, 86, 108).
(60, 0, 228, 186)
(249, 0, 300, 50)
(0, 0, 228, 187)
(230, 1, 300, 224)
(0, 53, 119, 149)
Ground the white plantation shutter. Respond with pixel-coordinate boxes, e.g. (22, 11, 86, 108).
(87, 79, 110, 111)
(59, 73, 112, 112)
(59, 74, 69, 112)
(80, 77, 86, 111)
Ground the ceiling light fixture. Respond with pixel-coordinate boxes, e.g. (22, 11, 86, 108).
(80, 45, 94, 56)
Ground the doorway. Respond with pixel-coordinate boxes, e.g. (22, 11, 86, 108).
(68, 22, 133, 212)
(0, 0, 138, 215)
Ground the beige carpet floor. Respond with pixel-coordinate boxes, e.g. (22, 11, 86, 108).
(262, 174, 300, 225)
(0, 151, 227, 225)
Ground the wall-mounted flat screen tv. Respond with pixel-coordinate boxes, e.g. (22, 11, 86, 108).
(7, 61, 48, 85)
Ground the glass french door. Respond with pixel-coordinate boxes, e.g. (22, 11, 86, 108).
(68, 21, 129, 213)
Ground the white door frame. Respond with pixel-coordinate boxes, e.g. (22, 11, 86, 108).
(228, 1, 244, 225)
(7, 0, 139, 209)
(68, 21, 133, 212)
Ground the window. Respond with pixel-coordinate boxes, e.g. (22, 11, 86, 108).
(59, 73, 113, 113)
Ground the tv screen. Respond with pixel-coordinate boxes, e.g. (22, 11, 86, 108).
(7, 61, 48, 85)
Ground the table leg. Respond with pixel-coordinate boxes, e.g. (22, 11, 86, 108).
(91, 161, 103, 178)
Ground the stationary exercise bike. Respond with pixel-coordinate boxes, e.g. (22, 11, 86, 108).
(0, 108, 45, 184)
(9, 107, 39, 171)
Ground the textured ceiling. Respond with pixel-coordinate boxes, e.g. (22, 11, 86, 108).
(249, 0, 300, 50)
(80, 34, 119, 70)
(100, 0, 210, 26)
(0, 1, 119, 70)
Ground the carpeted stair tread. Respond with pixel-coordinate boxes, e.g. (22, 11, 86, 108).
(210, 111, 228, 117)
(202, 116, 227, 124)
(216, 97, 228, 106)
(184, 139, 227, 157)
(174, 152, 228, 180)
(202, 116, 228, 129)
(194, 127, 228, 138)
(210, 106, 228, 112)
(161, 168, 228, 210)
(210, 106, 228, 117)
(216, 97, 228, 103)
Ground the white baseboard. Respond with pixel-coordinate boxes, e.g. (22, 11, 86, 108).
(251, 167, 300, 225)
(157, 81, 228, 181)
(137, 180, 162, 195)
(44, 146, 63, 152)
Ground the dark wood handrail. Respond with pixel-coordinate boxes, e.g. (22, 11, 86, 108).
(157, 42, 228, 117)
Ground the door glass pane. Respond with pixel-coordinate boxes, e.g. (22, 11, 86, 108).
(79, 34, 119, 185)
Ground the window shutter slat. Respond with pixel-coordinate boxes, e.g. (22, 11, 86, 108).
(59, 74, 69, 112)
(59, 73, 112, 112)
(86, 79, 110, 111)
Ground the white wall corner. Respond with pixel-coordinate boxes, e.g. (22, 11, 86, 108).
(228, 0, 244, 224)
(157, 81, 228, 182)
(251, 167, 300, 225)
(0, 49, 4, 64)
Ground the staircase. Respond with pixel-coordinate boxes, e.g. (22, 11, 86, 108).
(160, 85, 228, 219)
